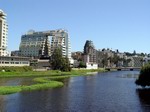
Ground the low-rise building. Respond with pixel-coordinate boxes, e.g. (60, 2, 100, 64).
(0, 56, 30, 67)
(143, 56, 150, 65)
(30, 59, 50, 69)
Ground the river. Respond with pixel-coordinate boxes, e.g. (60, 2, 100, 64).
(0, 71, 150, 112)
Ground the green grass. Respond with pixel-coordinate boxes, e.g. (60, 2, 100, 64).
(0, 82, 63, 95)
(0, 74, 80, 95)
(0, 66, 32, 72)
(0, 71, 61, 78)
(0, 68, 106, 78)
(0, 79, 63, 95)
(0, 86, 21, 95)
(21, 81, 63, 91)
(0, 69, 106, 95)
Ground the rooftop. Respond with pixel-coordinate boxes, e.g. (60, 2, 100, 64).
(0, 9, 6, 18)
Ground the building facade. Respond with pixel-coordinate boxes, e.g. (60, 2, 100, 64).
(19, 30, 50, 58)
(11, 50, 21, 56)
(19, 29, 71, 59)
(71, 51, 84, 61)
(83, 40, 98, 69)
(50, 29, 71, 59)
(0, 56, 30, 67)
(0, 10, 8, 56)
(84, 40, 97, 63)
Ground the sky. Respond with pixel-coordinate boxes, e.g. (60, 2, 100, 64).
(0, 0, 150, 53)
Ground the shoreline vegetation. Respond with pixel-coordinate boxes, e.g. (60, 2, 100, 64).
(135, 63, 150, 87)
(0, 68, 106, 95)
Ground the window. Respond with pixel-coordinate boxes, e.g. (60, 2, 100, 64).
(22, 62, 29, 64)
(5, 62, 9, 64)
(15, 62, 19, 64)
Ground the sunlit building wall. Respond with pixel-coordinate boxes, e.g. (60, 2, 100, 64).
(0, 10, 8, 56)
(19, 29, 71, 59)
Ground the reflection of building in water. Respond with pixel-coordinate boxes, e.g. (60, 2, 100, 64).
(136, 89, 150, 106)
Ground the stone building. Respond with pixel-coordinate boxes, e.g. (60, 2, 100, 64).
(83, 40, 98, 69)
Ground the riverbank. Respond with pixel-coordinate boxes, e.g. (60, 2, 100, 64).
(0, 79, 64, 95)
(0, 68, 106, 95)
(0, 68, 106, 78)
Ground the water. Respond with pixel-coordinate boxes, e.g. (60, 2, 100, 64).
(0, 78, 34, 86)
(0, 71, 150, 112)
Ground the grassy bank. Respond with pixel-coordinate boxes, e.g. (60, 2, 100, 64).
(0, 86, 21, 95)
(0, 70, 61, 78)
(0, 66, 32, 72)
(0, 69, 106, 95)
(0, 82, 63, 95)
(0, 78, 64, 95)
(0, 68, 106, 78)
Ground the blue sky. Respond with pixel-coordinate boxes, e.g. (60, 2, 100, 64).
(0, 0, 150, 53)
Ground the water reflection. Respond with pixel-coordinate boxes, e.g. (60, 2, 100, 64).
(0, 78, 35, 86)
(1, 71, 150, 112)
(1, 78, 71, 112)
(136, 89, 150, 112)
(136, 89, 150, 105)
(0, 96, 6, 112)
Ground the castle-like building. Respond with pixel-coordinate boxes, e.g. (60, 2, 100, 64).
(83, 40, 98, 69)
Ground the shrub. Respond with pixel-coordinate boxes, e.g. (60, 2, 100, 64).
(78, 61, 86, 68)
(135, 63, 150, 87)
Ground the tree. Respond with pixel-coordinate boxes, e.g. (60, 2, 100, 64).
(133, 50, 136, 55)
(102, 48, 105, 51)
(140, 53, 145, 57)
(123, 59, 131, 67)
(102, 58, 108, 68)
(116, 49, 119, 53)
(61, 57, 71, 71)
(78, 61, 86, 68)
(101, 53, 108, 67)
(50, 48, 71, 72)
(135, 63, 150, 87)
(111, 54, 120, 65)
(125, 52, 134, 56)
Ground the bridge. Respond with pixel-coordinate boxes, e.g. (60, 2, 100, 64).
(105, 67, 141, 71)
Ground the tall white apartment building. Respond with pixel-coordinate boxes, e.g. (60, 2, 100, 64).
(19, 29, 71, 59)
(0, 10, 8, 56)
(50, 29, 71, 59)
